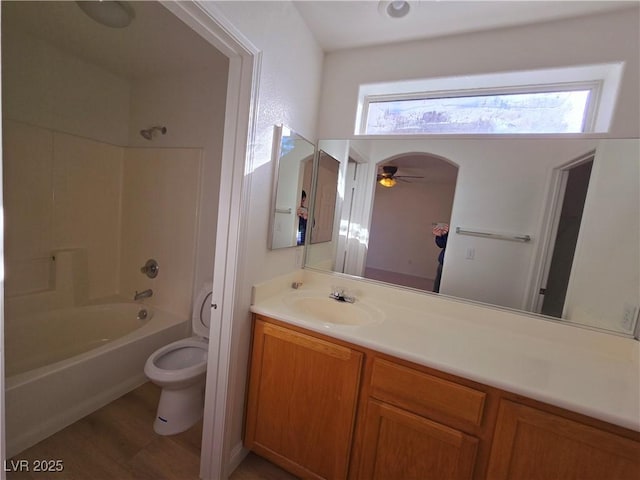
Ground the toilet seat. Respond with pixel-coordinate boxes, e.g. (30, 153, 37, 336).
(144, 337, 208, 384)
(192, 283, 212, 339)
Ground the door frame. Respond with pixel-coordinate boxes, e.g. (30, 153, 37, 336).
(529, 151, 595, 314)
(0, 2, 259, 478)
(160, 2, 260, 479)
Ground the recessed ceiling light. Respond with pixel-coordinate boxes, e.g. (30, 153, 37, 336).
(378, 1, 411, 19)
(76, 1, 135, 28)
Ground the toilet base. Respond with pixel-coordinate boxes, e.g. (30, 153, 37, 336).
(153, 380, 205, 435)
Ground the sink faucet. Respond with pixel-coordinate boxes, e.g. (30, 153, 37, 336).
(134, 289, 153, 301)
(329, 288, 355, 303)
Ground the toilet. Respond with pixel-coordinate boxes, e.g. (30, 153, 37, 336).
(144, 283, 212, 435)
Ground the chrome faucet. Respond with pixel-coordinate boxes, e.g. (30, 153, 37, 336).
(134, 289, 153, 301)
(329, 288, 355, 303)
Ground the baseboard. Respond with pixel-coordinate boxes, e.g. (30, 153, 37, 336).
(225, 441, 249, 478)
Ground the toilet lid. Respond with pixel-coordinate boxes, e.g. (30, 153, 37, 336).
(192, 283, 213, 339)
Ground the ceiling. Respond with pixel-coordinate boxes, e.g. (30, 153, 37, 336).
(2, 1, 226, 80)
(2, 1, 635, 79)
(294, 0, 636, 51)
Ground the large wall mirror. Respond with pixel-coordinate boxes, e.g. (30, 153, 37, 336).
(305, 137, 639, 337)
(268, 125, 315, 249)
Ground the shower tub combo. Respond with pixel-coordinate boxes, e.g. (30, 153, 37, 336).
(4, 301, 189, 458)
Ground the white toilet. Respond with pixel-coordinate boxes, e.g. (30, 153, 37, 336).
(144, 284, 212, 435)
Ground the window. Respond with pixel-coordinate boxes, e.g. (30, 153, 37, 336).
(365, 88, 592, 134)
(357, 63, 623, 135)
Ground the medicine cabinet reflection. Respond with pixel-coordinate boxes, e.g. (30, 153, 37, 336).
(268, 125, 315, 249)
(309, 150, 339, 245)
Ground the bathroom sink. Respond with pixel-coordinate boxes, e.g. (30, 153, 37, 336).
(283, 293, 384, 326)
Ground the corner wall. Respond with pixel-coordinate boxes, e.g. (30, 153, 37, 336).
(127, 66, 228, 294)
(200, 1, 324, 473)
(2, 121, 123, 301)
(1, 27, 130, 145)
(2, 22, 228, 319)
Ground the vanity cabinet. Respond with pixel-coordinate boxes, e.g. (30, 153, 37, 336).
(245, 316, 640, 480)
(358, 399, 479, 479)
(487, 400, 640, 480)
(353, 358, 488, 480)
(244, 317, 363, 480)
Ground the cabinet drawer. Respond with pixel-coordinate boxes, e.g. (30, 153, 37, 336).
(370, 358, 486, 426)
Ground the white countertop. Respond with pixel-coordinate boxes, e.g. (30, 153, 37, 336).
(250, 269, 640, 432)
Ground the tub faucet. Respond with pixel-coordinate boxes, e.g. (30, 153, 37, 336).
(134, 289, 153, 301)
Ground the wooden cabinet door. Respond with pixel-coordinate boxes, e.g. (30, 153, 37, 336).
(245, 319, 363, 480)
(357, 399, 479, 480)
(487, 400, 640, 480)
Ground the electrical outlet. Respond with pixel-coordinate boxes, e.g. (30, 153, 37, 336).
(465, 248, 475, 260)
(622, 303, 639, 331)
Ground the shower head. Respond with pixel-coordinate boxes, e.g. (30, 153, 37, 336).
(140, 126, 167, 140)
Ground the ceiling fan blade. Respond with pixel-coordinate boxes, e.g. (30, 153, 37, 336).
(395, 175, 424, 179)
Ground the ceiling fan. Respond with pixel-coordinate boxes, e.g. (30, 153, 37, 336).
(377, 165, 424, 188)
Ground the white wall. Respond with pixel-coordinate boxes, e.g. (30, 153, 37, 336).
(2, 27, 130, 145)
(3, 121, 124, 302)
(317, 7, 640, 138)
(127, 66, 228, 300)
(367, 180, 456, 279)
(3, 121, 56, 296)
(564, 140, 640, 333)
(200, 0, 324, 472)
(51, 133, 124, 301)
(120, 148, 202, 318)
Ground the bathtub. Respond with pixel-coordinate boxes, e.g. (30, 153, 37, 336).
(4, 301, 190, 458)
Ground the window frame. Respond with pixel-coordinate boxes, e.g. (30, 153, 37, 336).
(356, 63, 624, 135)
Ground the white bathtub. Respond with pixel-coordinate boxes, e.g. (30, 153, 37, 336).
(4, 302, 190, 457)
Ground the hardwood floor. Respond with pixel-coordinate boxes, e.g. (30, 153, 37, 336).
(7, 382, 296, 480)
(229, 454, 298, 480)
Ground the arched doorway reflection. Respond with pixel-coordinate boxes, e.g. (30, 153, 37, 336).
(365, 153, 459, 292)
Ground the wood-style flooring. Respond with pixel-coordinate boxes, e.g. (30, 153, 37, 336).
(7, 382, 296, 480)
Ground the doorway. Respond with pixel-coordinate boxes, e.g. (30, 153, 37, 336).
(364, 154, 458, 291)
(538, 155, 594, 317)
(1, 2, 256, 479)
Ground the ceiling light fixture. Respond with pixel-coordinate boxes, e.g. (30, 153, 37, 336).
(378, 1, 411, 19)
(76, 1, 135, 28)
(378, 177, 397, 188)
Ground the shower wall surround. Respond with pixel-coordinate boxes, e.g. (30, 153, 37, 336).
(2, 23, 227, 306)
(3, 119, 201, 319)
